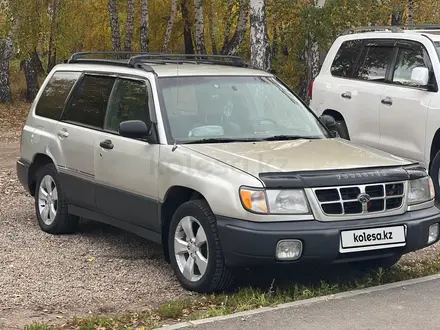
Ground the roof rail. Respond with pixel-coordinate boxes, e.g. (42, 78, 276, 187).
(340, 24, 440, 35)
(66, 52, 247, 72)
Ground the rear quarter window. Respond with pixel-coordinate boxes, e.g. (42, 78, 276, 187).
(330, 39, 363, 78)
(35, 71, 81, 120)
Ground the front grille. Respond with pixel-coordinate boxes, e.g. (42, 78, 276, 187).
(314, 182, 405, 217)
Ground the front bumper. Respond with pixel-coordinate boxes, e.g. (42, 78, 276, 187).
(216, 206, 440, 267)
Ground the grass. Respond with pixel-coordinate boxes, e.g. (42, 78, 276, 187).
(24, 323, 53, 330)
(21, 256, 440, 330)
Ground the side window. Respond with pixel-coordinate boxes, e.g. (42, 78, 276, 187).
(392, 45, 428, 87)
(104, 78, 150, 133)
(35, 71, 81, 120)
(64, 75, 116, 128)
(356, 46, 394, 82)
(330, 40, 363, 78)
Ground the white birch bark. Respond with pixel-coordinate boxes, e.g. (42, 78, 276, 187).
(408, 0, 414, 25)
(140, 0, 149, 52)
(162, 0, 177, 52)
(108, 0, 121, 51)
(124, 0, 135, 51)
(194, 0, 206, 54)
(250, 0, 270, 70)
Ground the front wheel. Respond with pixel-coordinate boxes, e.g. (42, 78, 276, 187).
(168, 200, 234, 292)
(430, 150, 440, 202)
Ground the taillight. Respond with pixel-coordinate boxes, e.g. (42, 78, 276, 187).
(308, 80, 314, 100)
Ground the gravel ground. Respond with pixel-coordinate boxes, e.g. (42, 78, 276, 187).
(1, 122, 440, 329)
(0, 131, 186, 329)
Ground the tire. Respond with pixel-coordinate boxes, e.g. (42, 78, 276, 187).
(350, 254, 402, 271)
(34, 163, 79, 234)
(430, 150, 440, 202)
(335, 120, 350, 140)
(168, 199, 234, 293)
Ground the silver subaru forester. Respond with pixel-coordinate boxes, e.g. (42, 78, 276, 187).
(16, 52, 440, 292)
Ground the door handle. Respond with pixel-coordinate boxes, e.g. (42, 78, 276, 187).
(100, 139, 114, 150)
(381, 97, 393, 106)
(341, 91, 352, 99)
(57, 129, 69, 138)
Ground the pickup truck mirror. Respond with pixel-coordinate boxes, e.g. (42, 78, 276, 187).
(411, 67, 429, 86)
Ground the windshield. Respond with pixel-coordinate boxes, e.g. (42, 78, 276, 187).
(158, 75, 329, 143)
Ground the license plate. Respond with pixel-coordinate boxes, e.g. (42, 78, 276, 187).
(339, 225, 406, 253)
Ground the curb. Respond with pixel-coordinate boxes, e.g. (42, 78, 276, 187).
(156, 273, 440, 329)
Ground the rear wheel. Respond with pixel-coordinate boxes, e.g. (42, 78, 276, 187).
(34, 163, 78, 234)
(168, 199, 234, 292)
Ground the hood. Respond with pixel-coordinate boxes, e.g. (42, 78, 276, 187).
(182, 138, 415, 177)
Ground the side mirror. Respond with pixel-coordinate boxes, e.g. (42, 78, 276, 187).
(411, 67, 429, 86)
(319, 115, 340, 138)
(119, 120, 152, 140)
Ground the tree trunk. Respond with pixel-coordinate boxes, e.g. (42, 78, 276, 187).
(108, 0, 122, 52)
(47, 0, 61, 72)
(222, 0, 235, 48)
(20, 55, 40, 102)
(250, 0, 270, 70)
(140, 0, 149, 52)
(31, 49, 44, 75)
(162, 0, 178, 52)
(408, 0, 414, 25)
(222, 0, 249, 55)
(392, 7, 404, 25)
(300, 33, 320, 102)
(181, 0, 195, 54)
(209, 0, 218, 54)
(124, 0, 135, 51)
(0, 34, 13, 104)
(194, 0, 206, 54)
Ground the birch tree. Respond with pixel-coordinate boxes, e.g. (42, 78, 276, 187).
(250, 0, 270, 71)
(108, 0, 121, 51)
(47, 0, 61, 72)
(194, 0, 206, 54)
(222, 0, 250, 55)
(181, 0, 194, 54)
(140, 0, 149, 52)
(162, 0, 177, 52)
(124, 0, 135, 51)
(209, 0, 217, 54)
(0, 32, 13, 103)
(408, 0, 414, 25)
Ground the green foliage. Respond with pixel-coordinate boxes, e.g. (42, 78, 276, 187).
(24, 323, 53, 330)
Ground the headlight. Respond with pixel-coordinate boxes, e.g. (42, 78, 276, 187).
(408, 177, 435, 205)
(239, 187, 309, 214)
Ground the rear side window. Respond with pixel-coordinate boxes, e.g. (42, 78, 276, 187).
(35, 71, 81, 120)
(356, 46, 394, 82)
(64, 75, 116, 128)
(330, 40, 363, 78)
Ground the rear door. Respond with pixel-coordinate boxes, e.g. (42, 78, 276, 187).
(54, 74, 116, 210)
(344, 39, 395, 149)
(94, 75, 161, 233)
(378, 40, 434, 166)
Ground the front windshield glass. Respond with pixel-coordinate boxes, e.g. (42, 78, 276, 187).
(158, 75, 329, 143)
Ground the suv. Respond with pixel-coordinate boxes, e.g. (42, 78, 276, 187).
(310, 25, 440, 201)
(16, 52, 440, 293)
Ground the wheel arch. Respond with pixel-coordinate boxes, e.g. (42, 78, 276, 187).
(429, 128, 440, 173)
(322, 109, 345, 122)
(161, 185, 207, 263)
(28, 153, 56, 196)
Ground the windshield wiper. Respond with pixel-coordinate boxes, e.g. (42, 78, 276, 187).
(182, 138, 259, 144)
(262, 135, 321, 141)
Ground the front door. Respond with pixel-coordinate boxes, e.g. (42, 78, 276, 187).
(94, 76, 161, 232)
(379, 40, 434, 166)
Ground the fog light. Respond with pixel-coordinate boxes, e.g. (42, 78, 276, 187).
(428, 223, 439, 244)
(276, 240, 302, 261)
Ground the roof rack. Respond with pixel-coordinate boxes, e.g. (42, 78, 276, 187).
(340, 24, 440, 35)
(65, 52, 247, 72)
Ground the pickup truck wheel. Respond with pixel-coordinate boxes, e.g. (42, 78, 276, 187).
(34, 163, 78, 234)
(335, 120, 350, 140)
(430, 150, 440, 202)
(169, 200, 234, 293)
(350, 254, 402, 271)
